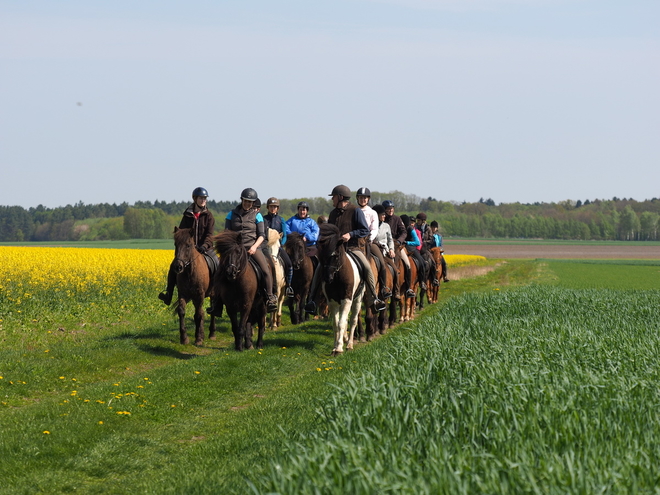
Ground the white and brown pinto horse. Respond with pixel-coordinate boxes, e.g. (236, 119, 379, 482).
(317, 223, 365, 356)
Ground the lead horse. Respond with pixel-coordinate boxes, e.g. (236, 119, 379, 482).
(317, 223, 365, 355)
(213, 230, 266, 351)
(172, 227, 216, 345)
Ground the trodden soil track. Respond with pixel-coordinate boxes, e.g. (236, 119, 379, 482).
(444, 242, 659, 259)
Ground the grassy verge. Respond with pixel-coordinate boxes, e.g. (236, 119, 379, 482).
(5, 257, 657, 493)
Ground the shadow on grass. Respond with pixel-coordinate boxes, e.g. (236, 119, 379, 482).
(135, 344, 200, 360)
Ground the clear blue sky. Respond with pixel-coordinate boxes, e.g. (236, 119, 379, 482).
(1, 0, 658, 208)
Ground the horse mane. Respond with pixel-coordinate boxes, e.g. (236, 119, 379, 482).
(286, 231, 303, 245)
(214, 230, 243, 255)
(173, 227, 193, 245)
(266, 228, 280, 247)
(318, 223, 342, 259)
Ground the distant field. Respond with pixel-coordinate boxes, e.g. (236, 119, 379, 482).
(445, 240, 660, 259)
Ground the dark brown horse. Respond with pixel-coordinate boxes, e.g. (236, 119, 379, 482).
(317, 223, 364, 355)
(284, 232, 314, 325)
(213, 230, 265, 351)
(396, 248, 418, 322)
(172, 227, 216, 345)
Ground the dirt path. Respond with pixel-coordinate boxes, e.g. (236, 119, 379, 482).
(444, 243, 659, 259)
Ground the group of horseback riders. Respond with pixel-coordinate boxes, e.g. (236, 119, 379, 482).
(158, 185, 449, 315)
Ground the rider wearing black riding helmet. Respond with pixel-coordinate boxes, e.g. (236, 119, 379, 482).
(305, 185, 387, 314)
(382, 199, 415, 298)
(158, 187, 216, 305)
(415, 212, 441, 286)
(356, 187, 392, 300)
(286, 200, 320, 248)
(218, 187, 278, 313)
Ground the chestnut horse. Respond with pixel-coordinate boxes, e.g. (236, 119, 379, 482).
(171, 227, 217, 345)
(317, 223, 365, 355)
(284, 232, 314, 325)
(213, 230, 265, 351)
(358, 252, 393, 342)
(265, 228, 286, 330)
(426, 247, 444, 304)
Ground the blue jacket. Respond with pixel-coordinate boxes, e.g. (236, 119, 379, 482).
(286, 215, 320, 246)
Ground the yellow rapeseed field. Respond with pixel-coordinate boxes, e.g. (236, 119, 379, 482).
(444, 254, 487, 266)
(0, 247, 487, 316)
(0, 246, 172, 302)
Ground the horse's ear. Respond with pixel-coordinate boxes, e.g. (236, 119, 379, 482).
(174, 226, 179, 234)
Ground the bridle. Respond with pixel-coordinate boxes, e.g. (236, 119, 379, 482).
(174, 241, 201, 274)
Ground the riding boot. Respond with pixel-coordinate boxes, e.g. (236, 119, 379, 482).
(404, 265, 415, 298)
(158, 264, 176, 305)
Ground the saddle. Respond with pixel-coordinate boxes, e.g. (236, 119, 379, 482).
(248, 257, 264, 285)
(345, 250, 367, 294)
(203, 251, 220, 277)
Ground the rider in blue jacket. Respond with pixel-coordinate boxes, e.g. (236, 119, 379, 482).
(286, 201, 320, 248)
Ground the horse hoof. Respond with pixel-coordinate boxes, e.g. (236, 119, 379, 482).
(331, 350, 343, 356)
(194, 340, 203, 346)
(209, 335, 216, 341)
(181, 338, 190, 345)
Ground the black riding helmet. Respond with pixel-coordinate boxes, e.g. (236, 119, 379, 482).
(240, 188, 258, 201)
(192, 187, 208, 199)
(329, 184, 351, 200)
(373, 204, 385, 215)
(382, 200, 394, 209)
(297, 201, 310, 210)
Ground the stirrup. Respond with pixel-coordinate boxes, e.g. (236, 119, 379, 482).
(380, 286, 392, 299)
(304, 301, 317, 315)
(406, 289, 416, 299)
(374, 299, 387, 312)
(286, 286, 295, 298)
(432, 279, 440, 287)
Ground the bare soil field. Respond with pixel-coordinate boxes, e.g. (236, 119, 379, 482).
(445, 242, 659, 259)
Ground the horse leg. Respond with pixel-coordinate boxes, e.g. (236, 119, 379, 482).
(332, 299, 351, 355)
(228, 311, 242, 351)
(245, 322, 254, 350)
(330, 303, 342, 355)
(288, 297, 299, 325)
(347, 297, 363, 350)
(208, 314, 217, 340)
(256, 310, 266, 349)
(193, 297, 205, 346)
(177, 299, 189, 345)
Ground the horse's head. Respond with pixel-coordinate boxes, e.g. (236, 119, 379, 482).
(285, 232, 305, 269)
(317, 223, 344, 284)
(214, 230, 247, 281)
(173, 227, 196, 274)
(265, 228, 281, 257)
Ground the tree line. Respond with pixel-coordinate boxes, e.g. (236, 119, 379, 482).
(1, 194, 658, 242)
